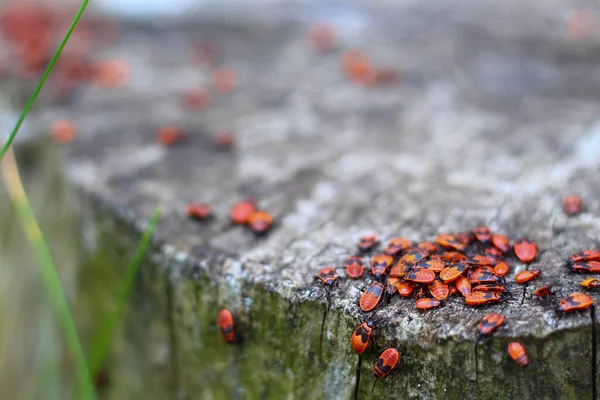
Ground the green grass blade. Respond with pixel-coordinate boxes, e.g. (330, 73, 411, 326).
(88, 207, 162, 374)
(0, 149, 95, 400)
(0, 0, 89, 163)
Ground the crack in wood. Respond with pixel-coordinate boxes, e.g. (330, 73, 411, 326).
(353, 355, 362, 400)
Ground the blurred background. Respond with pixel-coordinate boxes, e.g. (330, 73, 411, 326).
(0, 0, 599, 399)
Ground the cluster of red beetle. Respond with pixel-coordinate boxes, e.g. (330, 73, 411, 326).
(312, 195, 597, 378)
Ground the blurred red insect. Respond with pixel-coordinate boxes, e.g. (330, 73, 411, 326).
(384, 237, 411, 256)
(156, 125, 184, 146)
(358, 235, 379, 252)
(308, 22, 337, 52)
(477, 313, 504, 336)
(187, 202, 213, 220)
(507, 342, 529, 367)
(217, 309, 236, 343)
(515, 269, 541, 284)
(248, 210, 273, 234)
(491, 234, 511, 253)
(562, 195, 583, 216)
(473, 226, 491, 243)
(231, 199, 256, 225)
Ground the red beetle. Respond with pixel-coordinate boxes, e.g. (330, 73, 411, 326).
(386, 277, 400, 297)
(417, 241, 437, 255)
(439, 263, 469, 283)
(562, 195, 584, 216)
(533, 284, 553, 298)
(515, 269, 541, 284)
(513, 238, 537, 263)
(508, 342, 529, 367)
(493, 262, 510, 277)
(217, 309, 235, 343)
(571, 261, 600, 273)
(405, 268, 436, 285)
(439, 252, 468, 263)
(358, 235, 379, 252)
(371, 254, 393, 278)
(395, 280, 416, 298)
(413, 285, 428, 300)
(360, 282, 385, 312)
(389, 261, 412, 278)
(557, 293, 593, 312)
(187, 202, 213, 220)
(467, 254, 494, 267)
(491, 234, 511, 253)
(473, 226, 491, 243)
(384, 237, 412, 256)
(455, 276, 472, 297)
(435, 234, 466, 252)
(398, 249, 428, 265)
(231, 199, 256, 224)
(465, 291, 501, 306)
(248, 211, 273, 234)
(429, 278, 450, 301)
(417, 259, 446, 273)
(477, 313, 504, 336)
(374, 348, 399, 378)
(350, 321, 375, 354)
(468, 268, 500, 285)
(567, 250, 600, 267)
(472, 284, 505, 293)
(317, 267, 337, 287)
(416, 297, 441, 310)
(346, 255, 365, 279)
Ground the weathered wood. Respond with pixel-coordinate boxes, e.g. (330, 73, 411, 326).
(4, 0, 600, 398)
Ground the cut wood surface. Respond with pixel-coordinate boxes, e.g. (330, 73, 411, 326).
(5, 0, 600, 398)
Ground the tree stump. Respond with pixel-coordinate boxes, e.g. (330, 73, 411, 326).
(15, 0, 600, 398)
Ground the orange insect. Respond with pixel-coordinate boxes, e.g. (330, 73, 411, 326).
(155, 125, 184, 146)
(455, 276, 472, 297)
(187, 202, 213, 220)
(395, 280, 416, 297)
(513, 238, 537, 263)
(417, 259, 445, 273)
(515, 269, 541, 284)
(533, 284, 553, 298)
(341, 49, 375, 86)
(360, 282, 385, 312)
(93, 59, 130, 88)
(580, 278, 600, 288)
(398, 249, 428, 265)
(491, 234, 511, 253)
(371, 254, 393, 278)
(416, 298, 441, 310)
(473, 226, 491, 243)
(493, 262, 510, 277)
(568, 250, 600, 266)
(435, 234, 466, 252)
(308, 22, 337, 52)
(472, 284, 505, 293)
(428, 279, 450, 301)
(562, 195, 583, 216)
(467, 254, 493, 266)
(405, 268, 436, 285)
(217, 309, 235, 343)
(183, 88, 210, 110)
(477, 313, 504, 336)
(456, 231, 475, 246)
(213, 67, 237, 93)
(389, 261, 412, 278)
(571, 261, 600, 273)
(485, 247, 504, 263)
(439, 252, 468, 263)
(384, 237, 412, 256)
(557, 293, 593, 312)
(439, 263, 469, 283)
(248, 210, 273, 234)
(468, 268, 500, 285)
(385, 277, 400, 298)
(358, 235, 379, 252)
(213, 131, 235, 150)
(345, 255, 365, 279)
(231, 199, 256, 225)
(417, 241, 437, 255)
(317, 266, 337, 287)
(350, 321, 374, 354)
(374, 348, 399, 379)
(465, 291, 501, 306)
(50, 119, 76, 144)
(507, 342, 529, 367)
